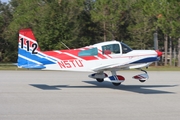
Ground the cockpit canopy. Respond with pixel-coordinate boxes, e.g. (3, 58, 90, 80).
(101, 41, 132, 55)
(78, 41, 133, 57)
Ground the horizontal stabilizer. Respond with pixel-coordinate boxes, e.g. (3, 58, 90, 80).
(19, 64, 46, 69)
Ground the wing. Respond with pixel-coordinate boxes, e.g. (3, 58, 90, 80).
(92, 62, 152, 72)
(92, 62, 129, 72)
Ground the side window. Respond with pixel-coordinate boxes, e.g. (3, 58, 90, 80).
(121, 43, 132, 54)
(78, 48, 98, 56)
(112, 44, 120, 54)
(102, 45, 111, 55)
(102, 44, 120, 55)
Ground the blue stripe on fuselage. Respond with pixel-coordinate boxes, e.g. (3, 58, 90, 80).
(18, 48, 56, 65)
(131, 57, 159, 64)
(18, 44, 57, 61)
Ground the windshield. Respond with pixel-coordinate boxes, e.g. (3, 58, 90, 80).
(120, 42, 133, 54)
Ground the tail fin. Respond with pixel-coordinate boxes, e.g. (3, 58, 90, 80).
(17, 29, 45, 69)
(19, 29, 41, 51)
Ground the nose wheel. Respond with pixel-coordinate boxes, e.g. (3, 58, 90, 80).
(133, 68, 149, 83)
(139, 80, 146, 82)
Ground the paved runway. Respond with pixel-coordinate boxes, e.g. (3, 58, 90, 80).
(0, 70, 180, 120)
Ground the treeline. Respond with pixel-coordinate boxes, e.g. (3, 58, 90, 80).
(0, 0, 180, 66)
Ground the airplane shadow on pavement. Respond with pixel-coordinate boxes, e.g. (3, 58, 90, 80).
(30, 81, 178, 94)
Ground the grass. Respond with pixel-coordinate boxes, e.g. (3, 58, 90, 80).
(0, 64, 19, 70)
(147, 66, 180, 71)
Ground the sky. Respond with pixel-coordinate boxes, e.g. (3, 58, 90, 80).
(1, 0, 9, 3)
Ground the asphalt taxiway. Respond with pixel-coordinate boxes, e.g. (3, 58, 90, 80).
(0, 70, 180, 120)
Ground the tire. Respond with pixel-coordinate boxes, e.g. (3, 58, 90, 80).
(139, 80, 146, 82)
(112, 82, 121, 86)
(96, 78, 104, 82)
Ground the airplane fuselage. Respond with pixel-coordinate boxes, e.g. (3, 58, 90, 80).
(33, 49, 158, 72)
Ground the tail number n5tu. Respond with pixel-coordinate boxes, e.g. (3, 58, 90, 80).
(20, 38, 38, 54)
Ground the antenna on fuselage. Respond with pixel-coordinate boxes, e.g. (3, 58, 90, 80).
(61, 41, 70, 49)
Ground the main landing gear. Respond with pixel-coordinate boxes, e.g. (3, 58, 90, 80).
(88, 71, 125, 86)
(89, 69, 149, 86)
(88, 72, 107, 83)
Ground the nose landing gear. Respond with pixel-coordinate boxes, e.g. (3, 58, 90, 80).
(133, 69, 149, 83)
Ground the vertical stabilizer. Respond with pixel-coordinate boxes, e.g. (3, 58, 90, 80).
(17, 29, 46, 69)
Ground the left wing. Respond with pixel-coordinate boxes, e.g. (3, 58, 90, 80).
(92, 61, 152, 72)
(92, 62, 129, 72)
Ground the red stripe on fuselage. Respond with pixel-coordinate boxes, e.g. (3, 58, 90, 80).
(43, 51, 76, 60)
(98, 49, 112, 58)
(61, 49, 80, 57)
(81, 56, 98, 60)
(97, 51, 108, 59)
(43, 48, 107, 61)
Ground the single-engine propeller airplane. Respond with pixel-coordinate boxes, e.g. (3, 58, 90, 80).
(17, 29, 162, 86)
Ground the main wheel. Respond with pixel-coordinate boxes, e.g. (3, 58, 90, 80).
(112, 82, 121, 86)
(139, 80, 146, 82)
(96, 78, 104, 82)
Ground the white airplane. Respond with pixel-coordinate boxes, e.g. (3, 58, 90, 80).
(17, 29, 162, 86)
